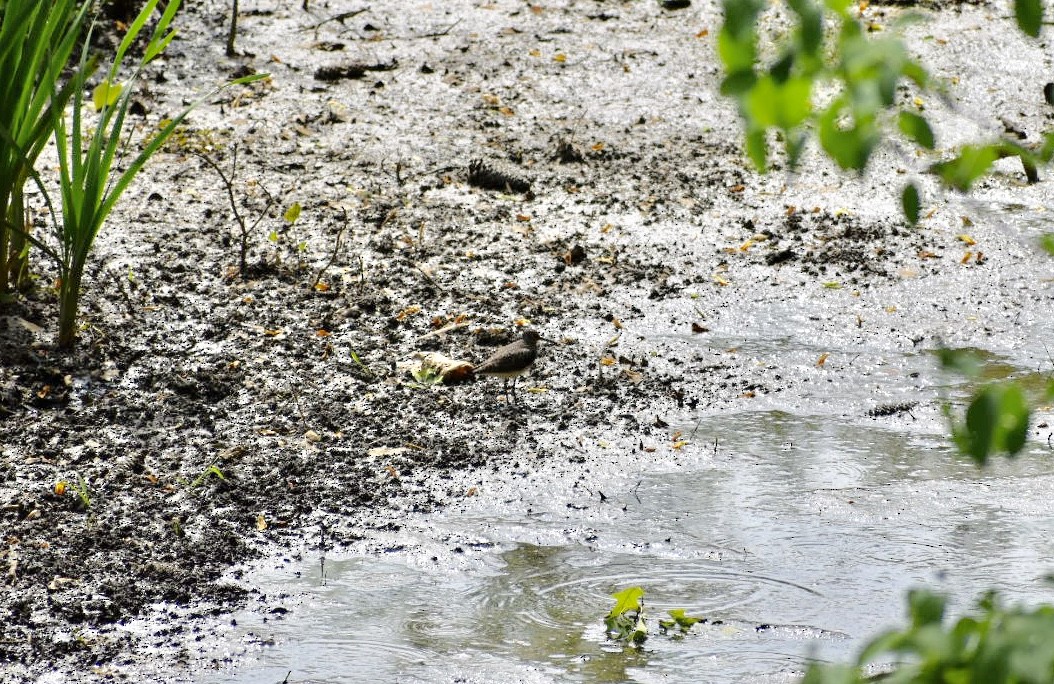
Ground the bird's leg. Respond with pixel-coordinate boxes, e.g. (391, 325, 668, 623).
(510, 377, 519, 404)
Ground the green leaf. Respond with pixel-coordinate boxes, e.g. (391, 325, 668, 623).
(608, 586, 644, 618)
(1038, 233, 1054, 256)
(931, 144, 1000, 192)
(1014, 0, 1043, 37)
(92, 80, 123, 111)
(284, 201, 301, 223)
(909, 589, 946, 627)
(960, 383, 1030, 465)
(901, 183, 920, 225)
(745, 127, 767, 172)
(667, 608, 704, 631)
(818, 101, 875, 170)
(898, 111, 934, 149)
(937, 348, 982, 376)
(721, 70, 757, 96)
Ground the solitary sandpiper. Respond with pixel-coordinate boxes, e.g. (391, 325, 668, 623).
(473, 329, 549, 402)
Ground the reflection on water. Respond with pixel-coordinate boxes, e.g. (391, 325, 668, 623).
(203, 412, 1054, 684)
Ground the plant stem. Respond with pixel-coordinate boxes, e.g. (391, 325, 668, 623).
(226, 0, 239, 57)
(57, 264, 82, 350)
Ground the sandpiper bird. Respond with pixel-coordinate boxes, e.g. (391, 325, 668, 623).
(473, 329, 549, 402)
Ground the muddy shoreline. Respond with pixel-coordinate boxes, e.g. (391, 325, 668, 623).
(3, 0, 1051, 680)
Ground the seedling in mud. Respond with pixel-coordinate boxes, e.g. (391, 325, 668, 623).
(196, 145, 275, 279)
(0, 0, 91, 298)
(15, 0, 268, 349)
(190, 464, 225, 488)
(71, 473, 91, 509)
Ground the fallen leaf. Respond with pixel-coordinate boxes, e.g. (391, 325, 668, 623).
(816, 352, 829, 367)
(622, 368, 643, 384)
(961, 251, 973, 264)
(713, 274, 729, 286)
(695, 28, 709, 38)
(256, 514, 267, 531)
(396, 305, 421, 321)
(957, 234, 976, 246)
(368, 446, 410, 457)
(600, 356, 617, 366)
(466, 487, 478, 497)
(612, 318, 623, 330)
(554, 53, 566, 62)
(316, 329, 331, 337)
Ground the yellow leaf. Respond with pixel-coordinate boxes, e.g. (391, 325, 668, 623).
(92, 80, 123, 111)
(672, 440, 688, 449)
(256, 514, 267, 531)
(816, 352, 829, 367)
(713, 274, 729, 286)
(553, 53, 566, 62)
(54, 481, 67, 496)
(600, 356, 616, 366)
(957, 234, 976, 246)
(396, 305, 421, 321)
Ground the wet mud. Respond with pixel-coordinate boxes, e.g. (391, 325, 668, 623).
(2, 0, 1051, 680)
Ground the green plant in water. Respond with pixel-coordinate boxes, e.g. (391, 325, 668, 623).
(0, 0, 92, 299)
(804, 589, 1054, 683)
(606, 586, 649, 645)
(25, 0, 266, 349)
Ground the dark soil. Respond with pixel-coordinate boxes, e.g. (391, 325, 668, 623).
(1, 0, 1042, 680)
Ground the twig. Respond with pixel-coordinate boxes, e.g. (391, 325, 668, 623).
(416, 18, 462, 39)
(312, 208, 349, 289)
(195, 146, 274, 278)
(226, 0, 239, 57)
(300, 7, 369, 31)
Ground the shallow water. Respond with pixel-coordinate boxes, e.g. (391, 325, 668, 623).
(202, 406, 1054, 683)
